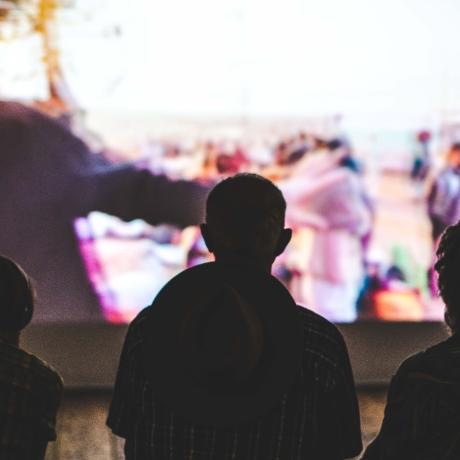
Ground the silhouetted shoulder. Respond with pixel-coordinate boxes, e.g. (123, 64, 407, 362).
(394, 334, 460, 383)
(129, 306, 150, 331)
(296, 305, 351, 375)
(120, 307, 151, 353)
(2, 343, 64, 391)
(297, 305, 347, 346)
(30, 354, 64, 390)
(297, 304, 342, 331)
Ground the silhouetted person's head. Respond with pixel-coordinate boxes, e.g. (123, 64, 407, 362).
(201, 173, 292, 271)
(0, 256, 34, 344)
(435, 222, 460, 333)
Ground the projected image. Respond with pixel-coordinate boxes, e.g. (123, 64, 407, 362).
(1, 0, 458, 323)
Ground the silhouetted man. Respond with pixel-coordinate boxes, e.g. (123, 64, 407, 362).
(108, 173, 362, 459)
(0, 255, 63, 459)
(0, 101, 208, 321)
(363, 221, 460, 459)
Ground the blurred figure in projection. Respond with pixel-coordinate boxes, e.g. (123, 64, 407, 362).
(427, 143, 460, 244)
(0, 101, 209, 322)
(275, 132, 311, 166)
(427, 143, 460, 295)
(411, 130, 431, 183)
(283, 140, 372, 322)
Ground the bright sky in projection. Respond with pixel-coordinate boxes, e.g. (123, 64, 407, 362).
(3, 0, 460, 127)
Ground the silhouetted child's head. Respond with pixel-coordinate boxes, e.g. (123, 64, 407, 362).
(0, 256, 34, 336)
(201, 173, 291, 269)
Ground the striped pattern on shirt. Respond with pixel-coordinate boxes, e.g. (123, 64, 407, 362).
(363, 333, 460, 460)
(0, 340, 63, 459)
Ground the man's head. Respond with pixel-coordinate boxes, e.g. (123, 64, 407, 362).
(0, 256, 34, 337)
(201, 173, 291, 270)
(435, 221, 460, 334)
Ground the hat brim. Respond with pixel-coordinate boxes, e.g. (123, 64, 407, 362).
(142, 262, 303, 427)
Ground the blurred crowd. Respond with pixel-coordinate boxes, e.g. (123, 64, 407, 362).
(81, 124, 460, 323)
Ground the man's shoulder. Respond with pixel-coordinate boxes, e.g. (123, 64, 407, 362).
(122, 307, 151, 351)
(396, 334, 460, 383)
(0, 342, 63, 390)
(296, 305, 345, 342)
(296, 305, 349, 368)
(128, 306, 150, 333)
(29, 354, 63, 389)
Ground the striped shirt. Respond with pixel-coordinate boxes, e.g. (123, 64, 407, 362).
(0, 339, 63, 459)
(108, 307, 362, 459)
(363, 333, 460, 460)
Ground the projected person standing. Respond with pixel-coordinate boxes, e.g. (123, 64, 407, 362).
(107, 174, 362, 459)
(427, 143, 460, 243)
(0, 101, 209, 322)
